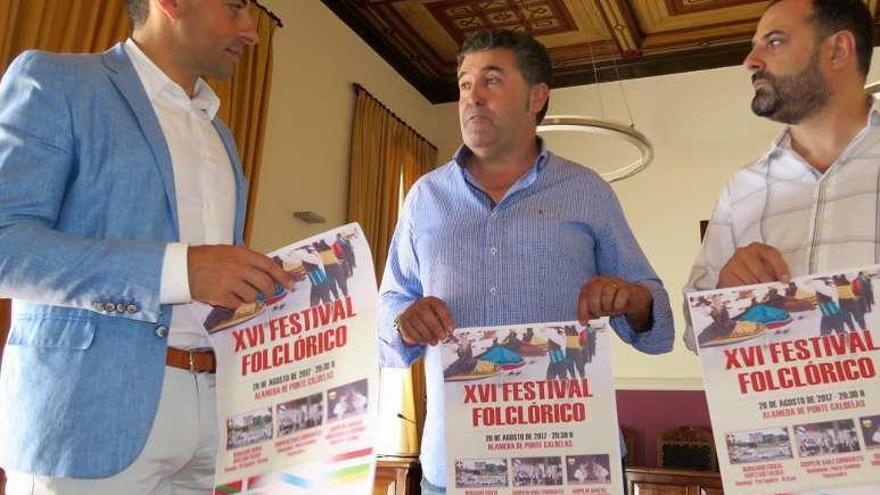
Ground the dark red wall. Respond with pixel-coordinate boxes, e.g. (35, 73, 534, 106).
(616, 389, 712, 467)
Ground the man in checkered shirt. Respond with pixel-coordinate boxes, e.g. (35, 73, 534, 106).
(685, 0, 879, 350)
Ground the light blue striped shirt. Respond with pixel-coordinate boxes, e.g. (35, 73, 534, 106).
(378, 143, 674, 487)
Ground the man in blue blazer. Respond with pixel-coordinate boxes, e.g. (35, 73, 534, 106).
(0, 0, 291, 492)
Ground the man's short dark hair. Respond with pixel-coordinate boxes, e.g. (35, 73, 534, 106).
(126, 0, 149, 28)
(809, 0, 874, 78)
(457, 30, 553, 123)
(770, 0, 875, 77)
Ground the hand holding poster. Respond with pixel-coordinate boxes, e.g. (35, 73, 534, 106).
(196, 223, 379, 495)
(442, 320, 623, 495)
(688, 265, 880, 495)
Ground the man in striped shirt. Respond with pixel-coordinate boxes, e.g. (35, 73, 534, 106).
(379, 29, 674, 493)
(685, 0, 877, 350)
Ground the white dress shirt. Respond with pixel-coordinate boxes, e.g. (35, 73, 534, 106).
(684, 99, 880, 349)
(124, 39, 236, 349)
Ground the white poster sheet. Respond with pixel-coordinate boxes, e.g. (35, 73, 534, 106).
(202, 223, 379, 495)
(442, 320, 623, 495)
(689, 265, 880, 495)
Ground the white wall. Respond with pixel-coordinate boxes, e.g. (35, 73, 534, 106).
(250, 0, 444, 252)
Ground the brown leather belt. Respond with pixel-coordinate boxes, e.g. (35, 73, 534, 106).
(166, 347, 216, 373)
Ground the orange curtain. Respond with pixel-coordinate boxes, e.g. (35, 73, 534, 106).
(0, 0, 131, 67)
(347, 85, 438, 281)
(346, 85, 437, 454)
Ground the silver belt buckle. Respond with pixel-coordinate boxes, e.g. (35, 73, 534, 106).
(188, 351, 196, 372)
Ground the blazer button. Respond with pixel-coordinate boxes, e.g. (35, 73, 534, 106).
(126, 304, 138, 314)
(115, 303, 126, 313)
(155, 325, 169, 338)
(93, 302, 105, 312)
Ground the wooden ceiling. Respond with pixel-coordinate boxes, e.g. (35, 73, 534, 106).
(322, 0, 880, 103)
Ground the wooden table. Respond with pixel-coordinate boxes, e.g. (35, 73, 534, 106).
(626, 466, 723, 495)
(374, 455, 421, 495)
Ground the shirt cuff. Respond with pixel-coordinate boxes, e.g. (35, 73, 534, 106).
(610, 280, 674, 354)
(378, 301, 426, 368)
(159, 242, 192, 305)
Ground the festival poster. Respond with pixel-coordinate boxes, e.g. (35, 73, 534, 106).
(200, 223, 378, 495)
(442, 320, 623, 495)
(688, 265, 880, 495)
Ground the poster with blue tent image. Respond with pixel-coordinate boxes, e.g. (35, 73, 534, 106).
(688, 264, 880, 495)
(441, 320, 623, 495)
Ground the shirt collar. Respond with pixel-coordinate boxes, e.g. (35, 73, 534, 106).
(453, 138, 551, 205)
(123, 38, 221, 119)
(452, 137, 550, 171)
(765, 95, 880, 161)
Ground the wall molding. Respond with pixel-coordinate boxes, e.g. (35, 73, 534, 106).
(614, 377, 705, 391)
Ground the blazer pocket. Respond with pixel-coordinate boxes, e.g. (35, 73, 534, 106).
(8, 316, 96, 350)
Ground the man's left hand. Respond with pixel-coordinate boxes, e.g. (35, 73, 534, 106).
(577, 276, 653, 332)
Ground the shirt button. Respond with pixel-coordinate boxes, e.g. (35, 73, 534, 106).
(127, 304, 139, 314)
(489, 287, 497, 296)
(155, 325, 169, 338)
(490, 247, 498, 256)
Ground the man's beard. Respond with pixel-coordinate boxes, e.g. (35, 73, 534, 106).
(751, 52, 830, 124)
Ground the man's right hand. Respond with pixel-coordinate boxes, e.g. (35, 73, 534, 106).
(188, 245, 293, 308)
(396, 296, 455, 346)
(717, 242, 791, 288)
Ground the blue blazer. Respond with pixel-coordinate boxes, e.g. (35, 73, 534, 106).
(0, 44, 247, 477)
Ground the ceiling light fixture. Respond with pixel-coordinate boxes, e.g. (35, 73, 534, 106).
(537, 115, 653, 182)
(536, 23, 653, 183)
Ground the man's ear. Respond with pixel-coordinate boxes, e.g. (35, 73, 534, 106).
(828, 30, 857, 72)
(154, 0, 183, 20)
(529, 82, 550, 116)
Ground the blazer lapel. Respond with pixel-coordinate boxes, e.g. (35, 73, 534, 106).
(101, 43, 180, 239)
